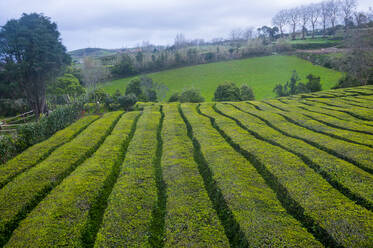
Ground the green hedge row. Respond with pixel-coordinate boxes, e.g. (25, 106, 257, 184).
(94, 107, 161, 247)
(282, 99, 373, 127)
(161, 104, 229, 247)
(236, 102, 373, 174)
(200, 103, 373, 247)
(218, 103, 373, 210)
(264, 100, 373, 148)
(308, 97, 373, 111)
(276, 97, 373, 129)
(0, 111, 123, 247)
(5, 111, 139, 247)
(340, 97, 373, 109)
(285, 102, 373, 134)
(0, 115, 99, 189)
(304, 99, 373, 121)
(180, 103, 322, 247)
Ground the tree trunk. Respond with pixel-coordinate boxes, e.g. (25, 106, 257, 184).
(292, 24, 296, 40)
(302, 26, 306, 39)
(312, 24, 315, 38)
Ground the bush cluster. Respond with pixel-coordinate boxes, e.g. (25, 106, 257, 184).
(214, 82, 255, 101)
(273, 71, 322, 97)
(0, 102, 83, 164)
(168, 88, 205, 103)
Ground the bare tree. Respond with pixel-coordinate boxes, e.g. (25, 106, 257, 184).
(309, 3, 321, 38)
(272, 10, 288, 38)
(174, 33, 187, 49)
(82, 57, 108, 90)
(354, 11, 368, 27)
(321, 1, 331, 37)
(242, 27, 254, 40)
(328, 0, 341, 31)
(341, 0, 357, 29)
(300, 5, 311, 39)
(229, 28, 243, 41)
(288, 8, 301, 40)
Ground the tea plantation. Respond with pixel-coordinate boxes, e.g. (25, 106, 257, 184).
(1, 86, 373, 247)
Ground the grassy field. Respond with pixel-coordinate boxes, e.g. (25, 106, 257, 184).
(1, 85, 373, 247)
(101, 55, 343, 101)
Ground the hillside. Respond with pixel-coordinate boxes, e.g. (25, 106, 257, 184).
(101, 55, 343, 101)
(0, 85, 373, 247)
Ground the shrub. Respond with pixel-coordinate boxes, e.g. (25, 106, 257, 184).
(0, 102, 84, 164)
(0, 135, 16, 164)
(179, 88, 204, 103)
(118, 94, 137, 111)
(214, 82, 241, 101)
(240, 84, 255, 101)
(305, 74, 322, 92)
(168, 92, 180, 102)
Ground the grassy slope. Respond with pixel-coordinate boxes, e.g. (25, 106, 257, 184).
(101, 55, 343, 101)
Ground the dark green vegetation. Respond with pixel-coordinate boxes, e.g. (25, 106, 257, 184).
(0, 85, 372, 247)
(0, 13, 70, 117)
(101, 55, 342, 101)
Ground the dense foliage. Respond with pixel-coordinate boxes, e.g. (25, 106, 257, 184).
(0, 13, 70, 117)
(273, 71, 322, 97)
(214, 82, 255, 101)
(0, 102, 84, 164)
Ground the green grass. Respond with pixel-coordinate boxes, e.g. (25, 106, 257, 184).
(101, 55, 343, 101)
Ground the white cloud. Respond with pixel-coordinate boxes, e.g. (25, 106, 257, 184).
(0, 0, 371, 50)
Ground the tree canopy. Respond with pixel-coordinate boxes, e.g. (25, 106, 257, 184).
(0, 13, 70, 117)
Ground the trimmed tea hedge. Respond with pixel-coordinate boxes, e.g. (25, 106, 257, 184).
(180, 103, 322, 248)
(5, 111, 139, 247)
(264, 100, 373, 148)
(236, 102, 373, 174)
(304, 99, 373, 121)
(217, 103, 373, 210)
(94, 107, 161, 247)
(0, 111, 123, 247)
(283, 99, 373, 127)
(161, 104, 229, 247)
(201, 103, 373, 247)
(0, 115, 99, 189)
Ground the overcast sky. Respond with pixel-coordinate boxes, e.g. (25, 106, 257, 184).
(0, 0, 371, 51)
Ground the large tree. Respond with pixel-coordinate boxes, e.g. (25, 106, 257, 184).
(0, 13, 70, 117)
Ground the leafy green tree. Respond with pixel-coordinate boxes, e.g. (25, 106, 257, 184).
(168, 92, 180, 102)
(0, 13, 71, 117)
(273, 84, 287, 97)
(125, 78, 144, 99)
(111, 54, 136, 77)
(47, 73, 85, 103)
(305, 74, 322, 92)
(288, 70, 301, 95)
(118, 94, 137, 110)
(240, 84, 255, 101)
(179, 88, 204, 103)
(214, 82, 241, 101)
